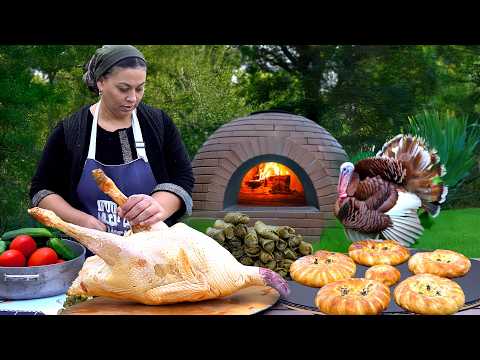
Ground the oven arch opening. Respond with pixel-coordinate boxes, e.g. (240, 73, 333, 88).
(224, 155, 319, 210)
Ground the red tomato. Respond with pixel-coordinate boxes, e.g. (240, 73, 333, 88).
(27, 247, 58, 267)
(0, 249, 27, 267)
(10, 235, 37, 258)
(56, 259, 65, 264)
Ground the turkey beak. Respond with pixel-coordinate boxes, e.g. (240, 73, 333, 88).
(338, 168, 353, 199)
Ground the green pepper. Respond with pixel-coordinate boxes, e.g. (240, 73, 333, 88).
(47, 237, 76, 260)
(0, 240, 8, 255)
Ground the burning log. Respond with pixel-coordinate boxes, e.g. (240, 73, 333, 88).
(269, 175, 292, 194)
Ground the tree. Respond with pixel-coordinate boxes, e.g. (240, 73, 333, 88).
(0, 45, 97, 231)
(139, 45, 253, 157)
(237, 45, 439, 155)
(423, 46, 480, 116)
(238, 45, 336, 121)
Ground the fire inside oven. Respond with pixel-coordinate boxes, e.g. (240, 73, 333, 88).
(238, 162, 306, 206)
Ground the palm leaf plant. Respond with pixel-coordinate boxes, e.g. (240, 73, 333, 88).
(408, 110, 480, 228)
(408, 110, 480, 190)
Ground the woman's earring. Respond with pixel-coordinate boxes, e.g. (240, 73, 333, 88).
(99, 90, 103, 96)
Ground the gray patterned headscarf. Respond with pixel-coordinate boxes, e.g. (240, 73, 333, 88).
(83, 45, 146, 94)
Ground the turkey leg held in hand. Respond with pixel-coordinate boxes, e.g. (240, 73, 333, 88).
(91, 169, 155, 233)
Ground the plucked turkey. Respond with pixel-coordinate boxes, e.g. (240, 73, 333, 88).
(335, 134, 448, 246)
(27, 171, 289, 305)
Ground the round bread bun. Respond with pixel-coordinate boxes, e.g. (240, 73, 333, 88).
(315, 278, 391, 315)
(290, 250, 356, 288)
(348, 239, 410, 266)
(408, 249, 471, 278)
(394, 274, 465, 315)
(365, 265, 401, 286)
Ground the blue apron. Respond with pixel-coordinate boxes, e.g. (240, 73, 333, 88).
(76, 99, 157, 236)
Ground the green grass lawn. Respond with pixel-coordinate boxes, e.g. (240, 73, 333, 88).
(183, 208, 480, 258)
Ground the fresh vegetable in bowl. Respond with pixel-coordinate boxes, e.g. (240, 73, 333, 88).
(0, 249, 27, 267)
(0, 240, 8, 254)
(0, 227, 78, 266)
(47, 237, 77, 261)
(27, 247, 59, 267)
(9, 235, 37, 258)
(1, 227, 54, 241)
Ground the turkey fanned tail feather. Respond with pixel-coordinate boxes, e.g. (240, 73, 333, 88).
(382, 191, 424, 246)
(375, 134, 448, 217)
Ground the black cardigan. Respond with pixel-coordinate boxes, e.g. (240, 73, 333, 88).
(30, 102, 194, 226)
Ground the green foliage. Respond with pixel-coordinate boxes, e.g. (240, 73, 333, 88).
(236, 66, 305, 115)
(418, 210, 435, 229)
(313, 208, 480, 258)
(424, 46, 480, 117)
(0, 45, 98, 232)
(349, 150, 376, 164)
(139, 45, 253, 158)
(182, 217, 214, 234)
(408, 109, 480, 189)
(238, 45, 439, 155)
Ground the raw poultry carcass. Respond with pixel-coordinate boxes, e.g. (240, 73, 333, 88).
(28, 171, 289, 305)
(335, 134, 448, 247)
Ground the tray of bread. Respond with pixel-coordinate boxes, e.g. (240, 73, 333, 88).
(280, 240, 479, 315)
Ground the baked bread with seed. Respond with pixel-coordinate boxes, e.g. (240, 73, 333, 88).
(394, 274, 465, 315)
(290, 251, 356, 288)
(315, 278, 390, 315)
(408, 249, 471, 278)
(348, 239, 410, 266)
(365, 264, 401, 286)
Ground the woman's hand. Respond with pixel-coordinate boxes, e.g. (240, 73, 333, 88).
(117, 194, 166, 227)
(79, 213, 107, 231)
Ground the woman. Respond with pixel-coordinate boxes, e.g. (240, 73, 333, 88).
(30, 45, 194, 237)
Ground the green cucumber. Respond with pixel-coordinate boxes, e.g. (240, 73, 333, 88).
(47, 237, 76, 261)
(1, 227, 54, 241)
(0, 240, 7, 255)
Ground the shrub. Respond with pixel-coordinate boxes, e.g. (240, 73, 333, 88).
(408, 110, 480, 190)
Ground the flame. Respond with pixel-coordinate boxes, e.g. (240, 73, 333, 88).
(238, 161, 306, 206)
(258, 162, 290, 180)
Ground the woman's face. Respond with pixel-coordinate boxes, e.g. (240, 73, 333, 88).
(97, 67, 146, 118)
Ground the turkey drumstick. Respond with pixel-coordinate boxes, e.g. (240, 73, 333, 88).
(91, 169, 128, 206)
(91, 168, 154, 233)
(27, 207, 122, 266)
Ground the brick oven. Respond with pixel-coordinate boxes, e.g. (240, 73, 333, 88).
(190, 110, 348, 242)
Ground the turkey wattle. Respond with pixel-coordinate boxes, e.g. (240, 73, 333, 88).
(334, 134, 448, 246)
(27, 174, 289, 306)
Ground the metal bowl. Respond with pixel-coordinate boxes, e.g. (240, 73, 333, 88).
(0, 239, 86, 300)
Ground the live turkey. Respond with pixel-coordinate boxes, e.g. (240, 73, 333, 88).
(335, 134, 448, 247)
